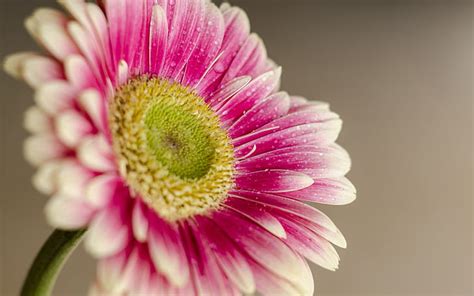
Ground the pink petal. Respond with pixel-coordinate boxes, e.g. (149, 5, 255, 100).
(212, 209, 308, 288)
(197, 6, 251, 95)
(162, 0, 206, 80)
(229, 92, 290, 138)
(221, 33, 268, 84)
(77, 135, 115, 173)
(182, 2, 225, 88)
(64, 55, 99, 90)
(97, 249, 129, 294)
(85, 203, 130, 258)
(85, 174, 123, 209)
(77, 89, 108, 133)
(24, 106, 52, 134)
(24, 134, 67, 166)
(148, 215, 190, 287)
(195, 216, 256, 294)
(32, 160, 63, 195)
(230, 190, 340, 232)
(45, 194, 94, 229)
(148, 5, 168, 75)
(234, 120, 343, 158)
(3, 52, 37, 79)
(279, 216, 340, 271)
(22, 55, 64, 88)
(132, 199, 149, 242)
(235, 170, 313, 193)
(237, 144, 351, 179)
(206, 76, 251, 109)
(55, 160, 94, 199)
(55, 109, 94, 148)
(181, 221, 238, 295)
(224, 199, 286, 238)
(34, 81, 76, 115)
(283, 177, 357, 205)
(37, 21, 80, 61)
(218, 68, 281, 126)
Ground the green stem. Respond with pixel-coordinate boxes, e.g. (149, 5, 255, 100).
(21, 229, 86, 296)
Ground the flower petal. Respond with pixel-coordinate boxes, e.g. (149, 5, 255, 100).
(24, 106, 52, 134)
(236, 170, 313, 193)
(77, 135, 115, 173)
(85, 203, 130, 258)
(45, 194, 94, 229)
(283, 177, 357, 205)
(148, 215, 190, 287)
(55, 109, 94, 148)
(24, 134, 67, 166)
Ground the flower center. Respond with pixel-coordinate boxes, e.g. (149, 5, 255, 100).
(109, 76, 235, 221)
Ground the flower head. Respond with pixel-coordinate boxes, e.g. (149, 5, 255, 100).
(5, 0, 355, 295)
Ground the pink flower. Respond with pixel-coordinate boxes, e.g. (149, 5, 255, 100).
(5, 0, 355, 295)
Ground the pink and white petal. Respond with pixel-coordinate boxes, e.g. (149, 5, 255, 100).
(37, 22, 80, 61)
(291, 100, 331, 113)
(85, 174, 123, 209)
(212, 209, 308, 289)
(24, 106, 52, 134)
(3, 52, 37, 79)
(34, 81, 76, 115)
(229, 190, 346, 248)
(196, 216, 256, 294)
(148, 5, 168, 75)
(221, 33, 268, 84)
(224, 199, 286, 238)
(97, 249, 129, 294)
(25, 8, 68, 41)
(237, 144, 351, 179)
(196, 6, 251, 95)
(24, 134, 67, 166)
(22, 56, 64, 88)
(32, 159, 63, 195)
(64, 55, 100, 90)
(182, 2, 225, 88)
(85, 3, 115, 80)
(279, 216, 340, 271)
(67, 21, 107, 84)
(231, 190, 340, 233)
(218, 68, 282, 126)
(148, 215, 190, 287)
(235, 170, 313, 193)
(45, 194, 94, 230)
(77, 135, 115, 173)
(56, 160, 95, 199)
(251, 254, 314, 296)
(55, 109, 94, 148)
(118, 246, 152, 294)
(249, 261, 301, 296)
(261, 109, 340, 132)
(85, 203, 131, 258)
(283, 177, 357, 205)
(206, 76, 251, 109)
(180, 221, 230, 296)
(132, 199, 149, 242)
(234, 120, 343, 158)
(78, 89, 108, 132)
(229, 92, 290, 138)
(161, 0, 206, 79)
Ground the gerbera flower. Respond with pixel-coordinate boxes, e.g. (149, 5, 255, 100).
(5, 0, 355, 295)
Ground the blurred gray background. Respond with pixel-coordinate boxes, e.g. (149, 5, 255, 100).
(1, 0, 472, 295)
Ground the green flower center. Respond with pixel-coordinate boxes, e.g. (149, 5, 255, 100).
(109, 77, 235, 221)
(144, 102, 215, 179)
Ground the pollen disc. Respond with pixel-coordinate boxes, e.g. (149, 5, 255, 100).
(110, 76, 235, 220)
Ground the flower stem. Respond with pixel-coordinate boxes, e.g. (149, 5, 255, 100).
(21, 229, 87, 296)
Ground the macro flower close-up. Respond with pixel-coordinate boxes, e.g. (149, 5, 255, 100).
(4, 0, 356, 295)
